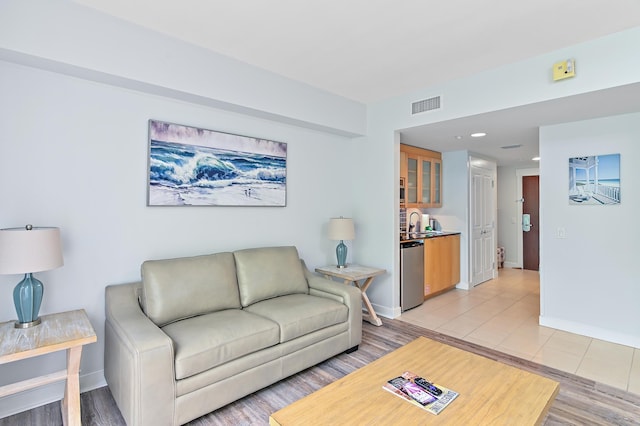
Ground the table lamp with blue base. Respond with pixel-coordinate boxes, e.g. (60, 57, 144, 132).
(328, 217, 355, 268)
(13, 272, 45, 328)
(0, 225, 64, 328)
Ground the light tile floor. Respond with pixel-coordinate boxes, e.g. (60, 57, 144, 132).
(398, 268, 640, 394)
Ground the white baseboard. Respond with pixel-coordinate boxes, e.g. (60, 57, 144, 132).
(455, 280, 470, 290)
(370, 302, 400, 320)
(0, 370, 106, 419)
(79, 369, 107, 392)
(503, 261, 519, 269)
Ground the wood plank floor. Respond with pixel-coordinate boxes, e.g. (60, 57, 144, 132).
(1, 318, 639, 425)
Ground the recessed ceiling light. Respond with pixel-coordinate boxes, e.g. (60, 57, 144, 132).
(532, 156, 540, 161)
(470, 132, 486, 138)
(454, 135, 463, 140)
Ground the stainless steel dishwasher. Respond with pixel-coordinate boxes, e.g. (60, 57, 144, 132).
(400, 239, 424, 311)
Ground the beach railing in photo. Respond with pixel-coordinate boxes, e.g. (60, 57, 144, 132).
(588, 183, 620, 203)
(597, 184, 620, 203)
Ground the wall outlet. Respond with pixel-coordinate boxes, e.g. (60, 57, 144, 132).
(556, 227, 567, 239)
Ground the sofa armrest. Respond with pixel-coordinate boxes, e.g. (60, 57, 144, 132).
(304, 267, 362, 348)
(105, 282, 176, 426)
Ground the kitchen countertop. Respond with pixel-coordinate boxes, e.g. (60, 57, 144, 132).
(400, 231, 461, 242)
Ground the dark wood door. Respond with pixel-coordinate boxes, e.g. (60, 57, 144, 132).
(523, 176, 539, 271)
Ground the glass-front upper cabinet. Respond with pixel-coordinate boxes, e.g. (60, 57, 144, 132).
(433, 160, 441, 205)
(400, 144, 442, 208)
(407, 157, 418, 204)
(421, 159, 432, 204)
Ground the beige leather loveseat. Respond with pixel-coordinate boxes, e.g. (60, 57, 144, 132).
(104, 246, 362, 425)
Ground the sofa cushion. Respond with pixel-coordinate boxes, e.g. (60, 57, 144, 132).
(161, 309, 280, 380)
(141, 252, 240, 326)
(245, 294, 348, 342)
(233, 246, 308, 307)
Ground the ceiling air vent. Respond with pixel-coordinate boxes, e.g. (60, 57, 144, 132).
(411, 96, 441, 115)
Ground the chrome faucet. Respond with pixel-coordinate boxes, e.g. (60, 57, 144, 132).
(408, 211, 420, 236)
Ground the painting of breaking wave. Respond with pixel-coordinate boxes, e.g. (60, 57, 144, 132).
(148, 120, 286, 206)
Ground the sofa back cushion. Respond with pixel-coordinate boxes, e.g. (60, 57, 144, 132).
(233, 246, 308, 307)
(141, 252, 240, 326)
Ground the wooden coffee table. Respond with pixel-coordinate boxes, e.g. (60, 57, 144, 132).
(269, 337, 559, 425)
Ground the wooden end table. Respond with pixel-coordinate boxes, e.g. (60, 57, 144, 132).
(0, 309, 97, 426)
(315, 264, 386, 326)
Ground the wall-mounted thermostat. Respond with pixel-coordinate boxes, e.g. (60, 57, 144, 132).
(553, 59, 576, 81)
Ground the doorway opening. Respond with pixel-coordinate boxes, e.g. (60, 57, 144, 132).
(522, 175, 539, 271)
(516, 168, 540, 270)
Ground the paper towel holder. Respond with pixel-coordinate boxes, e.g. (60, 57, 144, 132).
(421, 214, 430, 231)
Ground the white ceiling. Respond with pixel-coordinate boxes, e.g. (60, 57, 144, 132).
(73, 0, 640, 166)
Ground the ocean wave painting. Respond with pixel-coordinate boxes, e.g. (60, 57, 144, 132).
(147, 120, 286, 206)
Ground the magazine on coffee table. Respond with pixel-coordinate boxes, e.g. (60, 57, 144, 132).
(382, 370, 459, 415)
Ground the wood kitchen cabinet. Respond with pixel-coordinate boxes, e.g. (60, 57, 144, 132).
(400, 150, 407, 208)
(400, 144, 442, 208)
(424, 234, 460, 298)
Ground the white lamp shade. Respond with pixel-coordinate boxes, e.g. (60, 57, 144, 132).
(0, 226, 64, 274)
(328, 218, 355, 241)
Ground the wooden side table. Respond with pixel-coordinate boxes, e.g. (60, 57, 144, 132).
(315, 264, 386, 326)
(0, 309, 97, 426)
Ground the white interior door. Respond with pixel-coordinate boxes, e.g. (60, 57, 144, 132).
(471, 163, 496, 286)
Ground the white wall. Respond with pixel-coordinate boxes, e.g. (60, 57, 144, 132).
(359, 26, 640, 324)
(0, 60, 357, 416)
(539, 112, 640, 348)
(0, 0, 366, 137)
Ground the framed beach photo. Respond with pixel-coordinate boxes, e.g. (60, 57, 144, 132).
(568, 153, 620, 205)
(147, 120, 287, 206)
